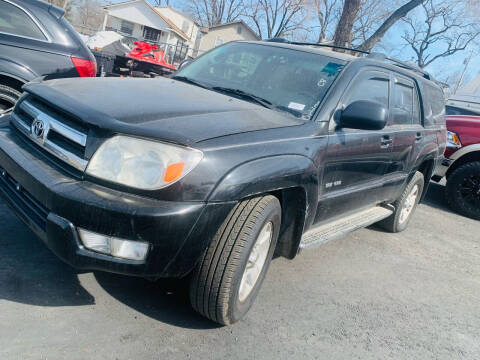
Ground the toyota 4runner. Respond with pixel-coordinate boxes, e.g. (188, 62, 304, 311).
(0, 40, 446, 325)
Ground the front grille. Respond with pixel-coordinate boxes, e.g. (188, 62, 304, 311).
(0, 167, 49, 231)
(10, 97, 89, 171)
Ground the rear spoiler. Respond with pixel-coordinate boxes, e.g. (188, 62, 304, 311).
(48, 3, 65, 19)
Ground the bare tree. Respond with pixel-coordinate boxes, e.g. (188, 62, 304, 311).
(185, 0, 244, 26)
(332, 0, 361, 48)
(242, 0, 307, 39)
(313, 0, 339, 43)
(356, 0, 424, 51)
(331, 0, 425, 51)
(402, 0, 480, 68)
(72, 0, 105, 30)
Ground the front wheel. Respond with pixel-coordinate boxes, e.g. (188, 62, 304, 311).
(379, 171, 424, 233)
(190, 195, 281, 325)
(446, 162, 480, 220)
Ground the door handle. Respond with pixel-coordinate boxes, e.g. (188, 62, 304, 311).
(381, 135, 393, 148)
(415, 132, 423, 142)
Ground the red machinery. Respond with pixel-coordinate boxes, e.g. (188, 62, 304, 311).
(126, 41, 176, 70)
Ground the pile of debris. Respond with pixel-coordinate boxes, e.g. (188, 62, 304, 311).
(84, 31, 132, 56)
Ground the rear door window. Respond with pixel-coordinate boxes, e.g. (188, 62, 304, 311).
(0, 0, 46, 40)
(392, 78, 415, 125)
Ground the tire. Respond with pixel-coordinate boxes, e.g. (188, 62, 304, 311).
(445, 161, 480, 220)
(379, 171, 424, 233)
(190, 195, 281, 325)
(0, 84, 21, 114)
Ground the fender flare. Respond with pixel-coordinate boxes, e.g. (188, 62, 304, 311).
(207, 155, 318, 204)
(449, 144, 480, 162)
(207, 155, 319, 259)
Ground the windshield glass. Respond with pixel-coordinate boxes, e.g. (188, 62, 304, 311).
(175, 42, 345, 119)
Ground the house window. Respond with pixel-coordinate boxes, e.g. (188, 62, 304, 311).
(237, 25, 242, 35)
(214, 36, 224, 47)
(120, 20, 134, 35)
(181, 20, 189, 33)
(143, 26, 161, 42)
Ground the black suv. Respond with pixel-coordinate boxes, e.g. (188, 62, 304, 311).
(0, 0, 96, 113)
(0, 40, 446, 324)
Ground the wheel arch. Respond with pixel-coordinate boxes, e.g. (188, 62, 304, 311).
(207, 155, 319, 259)
(446, 149, 480, 179)
(0, 73, 25, 92)
(0, 57, 36, 86)
(414, 156, 436, 202)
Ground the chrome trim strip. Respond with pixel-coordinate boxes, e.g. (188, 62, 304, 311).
(20, 101, 87, 146)
(11, 115, 88, 171)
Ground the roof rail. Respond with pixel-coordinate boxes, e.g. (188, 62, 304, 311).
(265, 38, 433, 80)
(265, 38, 369, 55)
(367, 52, 431, 80)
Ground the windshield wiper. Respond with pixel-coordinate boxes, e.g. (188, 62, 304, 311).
(172, 76, 209, 89)
(211, 87, 273, 109)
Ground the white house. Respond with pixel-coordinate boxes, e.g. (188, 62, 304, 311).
(102, 0, 260, 56)
(102, 0, 190, 47)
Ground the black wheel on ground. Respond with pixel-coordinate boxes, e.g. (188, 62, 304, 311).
(0, 84, 21, 114)
(445, 161, 480, 220)
(378, 171, 424, 233)
(190, 195, 281, 325)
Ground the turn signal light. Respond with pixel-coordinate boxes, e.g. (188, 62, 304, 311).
(164, 162, 185, 183)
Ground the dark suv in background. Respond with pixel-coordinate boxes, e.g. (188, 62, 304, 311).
(0, 0, 96, 114)
(0, 40, 446, 324)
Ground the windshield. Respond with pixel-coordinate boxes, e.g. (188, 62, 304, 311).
(175, 42, 345, 119)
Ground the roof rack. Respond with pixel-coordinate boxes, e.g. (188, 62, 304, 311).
(265, 38, 433, 80)
(266, 37, 369, 55)
(367, 52, 431, 80)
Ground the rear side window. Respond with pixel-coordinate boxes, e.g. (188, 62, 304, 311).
(420, 81, 445, 126)
(344, 72, 389, 107)
(0, 0, 46, 40)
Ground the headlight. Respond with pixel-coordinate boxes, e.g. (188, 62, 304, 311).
(86, 136, 203, 190)
(446, 130, 462, 148)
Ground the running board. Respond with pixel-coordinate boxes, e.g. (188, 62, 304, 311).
(300, 206, 394, 250)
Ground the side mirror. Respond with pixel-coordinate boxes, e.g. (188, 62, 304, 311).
(339, 100, 388, 130)
(177, 58, 193, 71)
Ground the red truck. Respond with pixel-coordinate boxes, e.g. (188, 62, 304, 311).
(433, 94, 480, 219)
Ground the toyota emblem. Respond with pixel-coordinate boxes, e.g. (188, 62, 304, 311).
(31, 118, 46, 139)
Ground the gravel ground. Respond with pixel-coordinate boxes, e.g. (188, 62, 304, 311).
(0, 182, 479, 360)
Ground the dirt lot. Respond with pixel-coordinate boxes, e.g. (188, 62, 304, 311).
(0, 182, 479, 360)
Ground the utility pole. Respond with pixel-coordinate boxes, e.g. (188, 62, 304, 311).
(453, 51, 474, 95)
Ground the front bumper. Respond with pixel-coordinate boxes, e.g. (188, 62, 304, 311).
(0, 126, 234, 277)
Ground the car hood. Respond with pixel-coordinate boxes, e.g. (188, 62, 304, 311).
(23, 77, 303, 146)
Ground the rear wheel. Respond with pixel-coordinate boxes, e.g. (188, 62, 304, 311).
(190, 195, 281, 325)
(379, 171, 424, 233)
(0, 84, 21, 115)
(446, 162, 480, 220)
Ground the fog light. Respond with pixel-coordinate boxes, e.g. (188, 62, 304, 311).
(78, 228, 149, 261)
